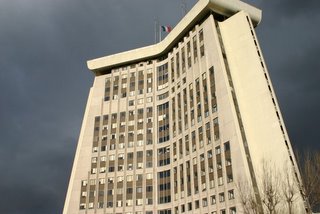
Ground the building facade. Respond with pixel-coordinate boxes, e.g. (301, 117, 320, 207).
(64, 0, 307, 213)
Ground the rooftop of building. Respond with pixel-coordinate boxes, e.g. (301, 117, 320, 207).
(87, 0, 261, 76)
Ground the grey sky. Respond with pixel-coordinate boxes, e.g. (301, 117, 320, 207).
(0, 0, 319, 213)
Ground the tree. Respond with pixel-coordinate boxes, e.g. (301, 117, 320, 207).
(236, 180, 259, 214)
(281, 164, 299, 214)
(297, 150, 320, 213)
(261, 160, 281, 214)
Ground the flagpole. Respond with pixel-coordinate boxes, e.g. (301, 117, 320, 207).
(159, 26, 162, 42)
(154, 19, 157, 44)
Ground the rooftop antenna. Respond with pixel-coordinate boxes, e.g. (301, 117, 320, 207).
(154, 18, 159, 44)
(181, 0, 187, 17)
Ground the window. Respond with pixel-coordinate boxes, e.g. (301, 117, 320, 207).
(82, 180, 88, 186)
(136, 199, 143, 206)
(117, 188, 123, 194)
(88, 202, 94, 209)
(107, 177, 113, 184)
(136, 187, 143, 193)
(91, 157, 97, 163)
(181, 205, 185, 213)
(145, 200, 153, 207)
(109, 154, 115, 161)
(107, 201, 113, 208)
(92, 146, 98, 153)
(89, 179, 96, 186)
(145, 150, 152, 157)
(228, 190, 235, 200)
(100, 167, 106, 173)
(138, 98, 144, 104)
(137, 162, 143, 169)
(127, 188, 133, 194)
(157, 63, 169, 90)
(215, 146, 221, 155)
(219, 193, 225, 202)
(98, 202, 103, 209)
(79, 203, 86, 210)
(146, 173, 153, 180)
(137, 151, 143, 158)
(218, 176, 223, 186)
(188, 202, 192, 211)
(119, 142, 125, 149)
(137, 140, 144, 147)
(147, 107, 153, 113)
(210, 195, 216, 205)
(127, 175, 133, 182)
(193, 35, 198, 61)
(129, 91, 135, 96)
(195, 200, 200, 209)
(117, 176, 124, 182)
(118, 153, 124, 159)
(146, 186, 153, 192)
(224, 141, 230, 151)
(108, 166, 114, 172)
(91, 168, 97, 174)
(136, 174, 143, 181)
(100, 156, 106, 162)
(229, 207, 236, 214)
(126, 199, 133, 206)
(202, 198, 208, 207)
(128, 141, 134, 148)
(199, 29, 204, 57)
(129, 100, 135, 106)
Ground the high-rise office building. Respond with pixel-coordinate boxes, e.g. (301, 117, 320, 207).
(63, 0, 308, 213)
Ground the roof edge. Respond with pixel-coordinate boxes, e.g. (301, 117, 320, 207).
(87, 0, 261, 75)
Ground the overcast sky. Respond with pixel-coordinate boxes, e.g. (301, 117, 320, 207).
(0, 0, 319, 213)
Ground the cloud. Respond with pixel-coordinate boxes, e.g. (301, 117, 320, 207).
(0, 0, 319, 213)
(252, 0, 320, 151)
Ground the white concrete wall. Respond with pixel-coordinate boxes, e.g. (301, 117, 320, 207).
(219, 11, 305, 213)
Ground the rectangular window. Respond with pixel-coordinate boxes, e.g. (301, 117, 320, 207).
(210, 195, 216, 205)
(228, 190, 235, 200)
(219, 192, 225, 202)
(193, 35, 198, 61)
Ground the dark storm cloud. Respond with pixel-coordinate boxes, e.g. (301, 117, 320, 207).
(248, 0, 320, 150)
(262, 0, 320, 17)
(0, 0, 319, 213)
(0, 0, 197, 213)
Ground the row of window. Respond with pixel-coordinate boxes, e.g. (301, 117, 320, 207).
(104, 69, 153, 101)
(104, 29, 205, 102)
(172, 191, 235, 213)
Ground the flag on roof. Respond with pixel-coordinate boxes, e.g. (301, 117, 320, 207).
(161, 25, 172, 33)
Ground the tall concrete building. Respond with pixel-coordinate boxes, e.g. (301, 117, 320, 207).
(64, 0, 308, 213)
